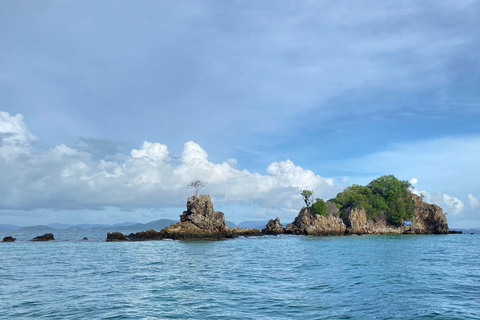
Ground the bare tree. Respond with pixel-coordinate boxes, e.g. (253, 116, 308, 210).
(189, 179, 207, 197)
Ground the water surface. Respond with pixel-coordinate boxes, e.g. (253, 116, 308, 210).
(1, 232, 479, 319)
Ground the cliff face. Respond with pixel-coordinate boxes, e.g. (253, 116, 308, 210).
(161, 195, 231, 240)
(285, 209, 346, 236)
(341, 195, 449, 235)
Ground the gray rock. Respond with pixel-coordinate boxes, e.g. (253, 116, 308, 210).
(262, 217, 285, 235)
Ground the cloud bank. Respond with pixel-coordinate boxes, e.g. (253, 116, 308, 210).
(0, 112, 337, 212)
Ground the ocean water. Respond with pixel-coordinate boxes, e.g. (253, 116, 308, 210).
(1, 232, 479, 319)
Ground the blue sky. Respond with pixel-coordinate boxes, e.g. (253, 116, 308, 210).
(1, 0, 479, 227)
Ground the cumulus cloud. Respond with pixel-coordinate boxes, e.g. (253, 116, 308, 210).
(0, 111, 37, 160)
(468, 194, 480, 210)
(415, 190, 465, 216)
(0, 112, 337, 212)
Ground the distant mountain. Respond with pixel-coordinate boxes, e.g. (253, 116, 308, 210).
(101, 219, 177, 232)
(460, 229, 480, 234)
(237, 220, 269, 230)
(1, 219, 274, 233)
(226, 221, 237, 229)
(18, 225, 57, 232)
(0, 224, 21, 231)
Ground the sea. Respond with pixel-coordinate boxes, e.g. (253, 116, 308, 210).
(1, 230, 479, 319)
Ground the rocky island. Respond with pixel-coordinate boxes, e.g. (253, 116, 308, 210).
(107, 175, 449, 242)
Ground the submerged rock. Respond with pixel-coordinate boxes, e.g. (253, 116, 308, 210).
(2, 236, 16, 242)
(286, 209, 346, 236)
(262, 217, 285, 235)
(31, 233, 55, 241)
(231, 228, 263, 237)
(448, 230, 463, 234)
(161, 195, 231, 240)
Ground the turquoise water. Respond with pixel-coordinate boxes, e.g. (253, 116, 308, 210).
(1, 232, 479, 319)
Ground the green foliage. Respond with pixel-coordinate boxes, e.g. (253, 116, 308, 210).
(300, 190, 314, 208)
(311, 198, 327, 216)
(333, 175, 415, 225)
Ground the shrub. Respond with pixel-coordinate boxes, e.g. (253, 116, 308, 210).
(311, 198, 327, 216)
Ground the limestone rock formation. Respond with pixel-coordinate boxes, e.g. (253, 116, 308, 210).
(2, 236, 16, 242)
(31, 233, 55, 241)
(286, 209, 346, 236)
(161, 195, 231, 240)
(262, 217, 285, 235)
(341, 195, 449, 235)
(411, 194, 449, 234)
(342, 207, 369, 235)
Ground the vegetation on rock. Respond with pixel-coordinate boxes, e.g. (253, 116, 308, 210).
(311, 198, 328, 216)
(333, 175, 415, 225)
(300, 189, 314, 208)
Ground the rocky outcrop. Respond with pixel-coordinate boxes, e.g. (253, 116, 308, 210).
(448, 230, 463, 234)
(31, 233, 55, 241)
(106, 232, 125, 241)
(106, 230, 163, 242)
(411, 195, 449, 234)
(286, 209, 346, 236)
(340, 195, 449, 235)
(231, 228, 263, 237)
(161, 195, 231, 240)
(262, 217, 285, 235)
(2, 236, 16, 242)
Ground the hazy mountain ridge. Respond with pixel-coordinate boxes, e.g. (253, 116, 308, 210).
(0, 220, 268, 232)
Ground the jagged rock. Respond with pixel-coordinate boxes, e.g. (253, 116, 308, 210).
(106, 232, 126, 242)
(31, 233, 55, 241)
(411, 195, 449, 234)
(2, 236, 16, 242)
(326, 201, 340, 216)
(231, 228, 263, 237)
(448, 230, 463, 234)
(286, 209, 346, 236)
(262, 217, 285, 235)
(161, 195, 231, 240)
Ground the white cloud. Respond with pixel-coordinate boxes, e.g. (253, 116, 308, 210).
(410, 178, 418, 186)
(415, 190, 465, 216)
(468, 194, 480, 210)
(0, 111, 37, 160)
(0, 112, 337, 213)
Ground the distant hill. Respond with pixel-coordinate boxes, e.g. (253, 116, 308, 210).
(18, 225, 57, 232)
(237, 220, 269, 230)
(460, 229, 480, 234)
(0, 224, 21, 231)
(101, 219, 177, 232)
(1, 219, 273, 233)
(226, 221, 237, 229)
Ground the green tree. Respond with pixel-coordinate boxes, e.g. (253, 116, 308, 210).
(333, 175, 415, 225)
(300, 190, 314, 208)
(311, 198, 327, 216)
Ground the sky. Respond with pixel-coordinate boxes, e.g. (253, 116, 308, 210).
(1, 0, 479, 228)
